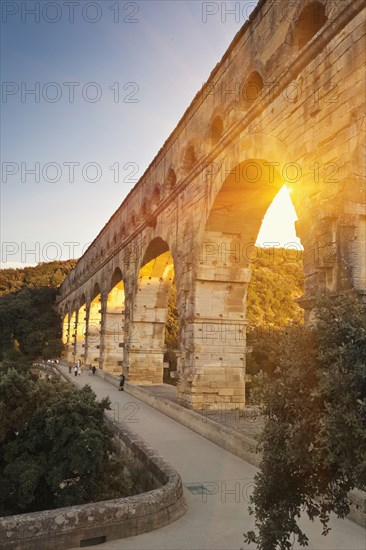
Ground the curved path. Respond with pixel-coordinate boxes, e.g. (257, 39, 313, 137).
(65, 368, 365, 550)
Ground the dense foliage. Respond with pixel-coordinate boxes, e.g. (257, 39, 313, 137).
(245, 248, 303, 386)
(164, 282, 178, 350)
(0, 261, 76, 297)
(244, 294, 366, 548)
(163, 282, 179, 384)
(0, 261, 76, 363)
(0, 363, 134, 515)
(246, 247, 303, 328)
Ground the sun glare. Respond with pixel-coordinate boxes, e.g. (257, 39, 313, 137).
(256, 185, 303, 249)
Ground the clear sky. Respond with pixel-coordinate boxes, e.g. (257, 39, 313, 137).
(1, 0, 301, 269)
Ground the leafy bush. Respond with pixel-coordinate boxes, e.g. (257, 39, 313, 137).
(0, 365, 134, 515)
(244, 293, 366, 548)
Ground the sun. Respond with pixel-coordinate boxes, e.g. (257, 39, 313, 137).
(256, 185, 303, 249)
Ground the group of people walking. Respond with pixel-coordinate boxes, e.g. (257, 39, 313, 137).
(68, 360, 96, 376)
(67, 360, 126, 390)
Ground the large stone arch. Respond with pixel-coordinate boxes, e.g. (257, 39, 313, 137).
(100, 267, 125, 373)
(75, 293, 87, 364)
(85, 282, 102, 368)
(126, 237, 177, 384)
(61, 308, 70, 358)
(191, 133, 294, 277)
(65, 298, 80, 364)
(177, 148, 294, 410)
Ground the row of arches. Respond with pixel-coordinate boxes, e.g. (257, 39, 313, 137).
(115, 2, 328, 230)
(60, 142, 365, 410)
(62, 154, 308, 409)
(62, 239, 176, 384)
(71, 2, 328, 278)
(58, 0, 365, 411)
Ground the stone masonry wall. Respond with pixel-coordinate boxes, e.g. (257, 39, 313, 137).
(57, 0, 366, 410)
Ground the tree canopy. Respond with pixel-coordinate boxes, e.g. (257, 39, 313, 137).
(246, 247, 303, 328)
(244, 293, 366, 548)
(0, 363, 134, 515)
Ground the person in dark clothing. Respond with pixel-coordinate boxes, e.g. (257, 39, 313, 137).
(119, 374, 125, 391)
(92, 365, 96, 375)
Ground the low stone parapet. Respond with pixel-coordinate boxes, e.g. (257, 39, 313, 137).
(348, 489, 366, 528)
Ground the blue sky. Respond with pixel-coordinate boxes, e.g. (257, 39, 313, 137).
(1, 0, 300, 268)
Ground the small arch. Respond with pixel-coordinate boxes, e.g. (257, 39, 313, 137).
(141, 200, 149, 218)
(141, 237, 170, 268)
(71, 299, 79, 315)
(90, 282, 101, 303)
(79, 293, 86, 307)
(294, 2, 327, 51)
(166, 168, 177, 189)
(152, 185, 161, 205)
(62, 307, 69, 321)
(242, 71, 264, 105)
(62, 312, 69, 345)
(110, 267, 123, 291)
(69, 309, 77, 337)
(183, 145, 197, 172)
(210, 115, 224, 145)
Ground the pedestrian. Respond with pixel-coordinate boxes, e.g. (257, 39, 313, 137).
(92, 365, 96, 375)
(68, 363, 72, 374)
(74, 365, 78, 377)
(88, 364, 92, 376)
(119, 373, 125, 391)
(77, 363, 81, 376)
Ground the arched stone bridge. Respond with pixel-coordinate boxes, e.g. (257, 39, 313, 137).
(58, 0, 366, 410)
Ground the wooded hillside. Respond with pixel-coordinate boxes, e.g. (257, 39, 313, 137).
(0, 261, 76, 363)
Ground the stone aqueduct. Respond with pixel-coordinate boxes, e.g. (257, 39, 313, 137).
(58, 0, 366, 410)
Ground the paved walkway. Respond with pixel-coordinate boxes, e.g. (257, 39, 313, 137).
(137, 384, 263, 440)
(64, 368, 365, 550)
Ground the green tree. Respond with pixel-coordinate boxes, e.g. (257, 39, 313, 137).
(0, 369, 133, 515)
(164, 282, 179, 385)
(246, 248, 304, 328)
(244, 293, 366, 548)
(164, 281, 178, 350)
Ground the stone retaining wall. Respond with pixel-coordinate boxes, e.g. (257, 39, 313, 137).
(0, 369, 187, 550)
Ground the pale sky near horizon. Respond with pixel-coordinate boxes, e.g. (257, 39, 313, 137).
(1, 0, 302, 270)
